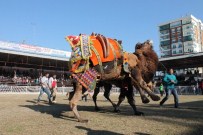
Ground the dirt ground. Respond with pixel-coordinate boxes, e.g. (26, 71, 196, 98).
(0, 93, 202, 135)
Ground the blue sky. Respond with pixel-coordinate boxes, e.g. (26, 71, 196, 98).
(0, 0, 203, 56)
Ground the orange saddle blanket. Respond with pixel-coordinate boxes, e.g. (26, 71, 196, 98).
(89, 35, 122, 66)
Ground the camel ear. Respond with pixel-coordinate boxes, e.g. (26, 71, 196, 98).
(145, 40, 153, 45)
(149, 40, 153, 48)
(149, 40, 153, 45)
(144, 40, 153, 49)
(135, 42, 142, 50)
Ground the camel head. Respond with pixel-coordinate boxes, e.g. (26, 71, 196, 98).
(135, 40, 153, 51)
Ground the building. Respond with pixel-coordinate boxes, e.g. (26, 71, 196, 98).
(159, 15, 203, 58)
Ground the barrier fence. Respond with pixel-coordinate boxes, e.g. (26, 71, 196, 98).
(0, 85, 201, 95)
(153, 86, 201, 95)
(0, 86, 74, 94)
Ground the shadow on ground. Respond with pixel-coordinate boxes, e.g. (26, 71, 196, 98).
(20, 100, 96, 122)
(75, 126, 124, 135)
(20, 99, 203, 135)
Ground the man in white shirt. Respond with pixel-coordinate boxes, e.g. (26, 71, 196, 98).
(36, 73, 52, 104)
(49, 74, 57, 103)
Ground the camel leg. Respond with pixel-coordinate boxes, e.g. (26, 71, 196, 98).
(131, 68, 160, 101)
(92, 85, 101, 111)
(133, 84, 150, 104)
(140, 79, 160, 101)
(125, 85, 144, 115)
(69, 83, 88, 123)
(68, 91, 76, 117)
(114, 88, 126, 112)
(103, 83, 116, 107)
(130, 68, 151, 103)
(133, 78, 160, 101)
(131, 78, 150, 103)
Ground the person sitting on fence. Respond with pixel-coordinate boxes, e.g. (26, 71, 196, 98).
(49, 74, 57, 103)
(36, 73, 52, 105)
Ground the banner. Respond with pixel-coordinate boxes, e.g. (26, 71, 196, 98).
(0, 41, 71, 59)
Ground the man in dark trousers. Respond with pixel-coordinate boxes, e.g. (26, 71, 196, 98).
(160, 68, 179, 108)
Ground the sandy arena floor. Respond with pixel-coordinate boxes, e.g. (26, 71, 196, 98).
(0, 93, 202, 135)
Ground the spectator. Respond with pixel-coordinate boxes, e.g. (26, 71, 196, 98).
(35, 78, 39, 85)
(49, 74, 57, 103)
(26, 77, 29, 85)
(36, 73, 52, 105)
(192, 85, 196, 95)
(195, 81, 199, 95)
(200, 80, 203, 95)
(81, 87, 92, 102)
(159, 83, 164, 97)
(160, 68, 179, 108)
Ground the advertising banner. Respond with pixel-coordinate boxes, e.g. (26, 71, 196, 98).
(0, 41, 71, 59)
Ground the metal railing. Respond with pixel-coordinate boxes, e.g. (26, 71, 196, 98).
(0, 85, 73, 94)
(0, 85, 201, 95)
(153, 86, 201, 95)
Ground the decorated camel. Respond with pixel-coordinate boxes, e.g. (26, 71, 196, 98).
(66, 33, 160, 122)
(92, 41, 159, 112)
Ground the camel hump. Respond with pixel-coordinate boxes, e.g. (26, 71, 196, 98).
(101, 35, 110, 57)
(96, 35, 110, 58)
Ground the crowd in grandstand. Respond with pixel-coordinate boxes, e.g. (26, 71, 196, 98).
(0, 68, 72, 86)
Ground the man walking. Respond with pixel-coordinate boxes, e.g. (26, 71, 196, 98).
(160, 68, 179, 108)
(49, 74, 57, 103)
(36, 73, 52, 104)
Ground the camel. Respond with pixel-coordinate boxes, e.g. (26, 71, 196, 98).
(66, 34, 160, 122)
(92, 41, 159, 112)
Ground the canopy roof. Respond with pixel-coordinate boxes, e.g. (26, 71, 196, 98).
(0, 41, 71, 61)
(158, 53, 203, 71)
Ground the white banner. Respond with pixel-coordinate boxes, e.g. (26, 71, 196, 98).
(0, 41, 71, 59)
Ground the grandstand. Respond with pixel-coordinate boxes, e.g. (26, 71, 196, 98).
(154, 53, 203, 95)
(0, 40, 71, 87)
(157, 52, 203, 81)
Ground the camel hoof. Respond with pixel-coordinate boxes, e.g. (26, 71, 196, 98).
(134, 111, 144, 116)
(151, 95, 160, 101)
(78, 119, 88, 123)
(142, 97, 150, 104)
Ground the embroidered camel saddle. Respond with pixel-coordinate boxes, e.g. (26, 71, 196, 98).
(66, 33, 128, 91)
